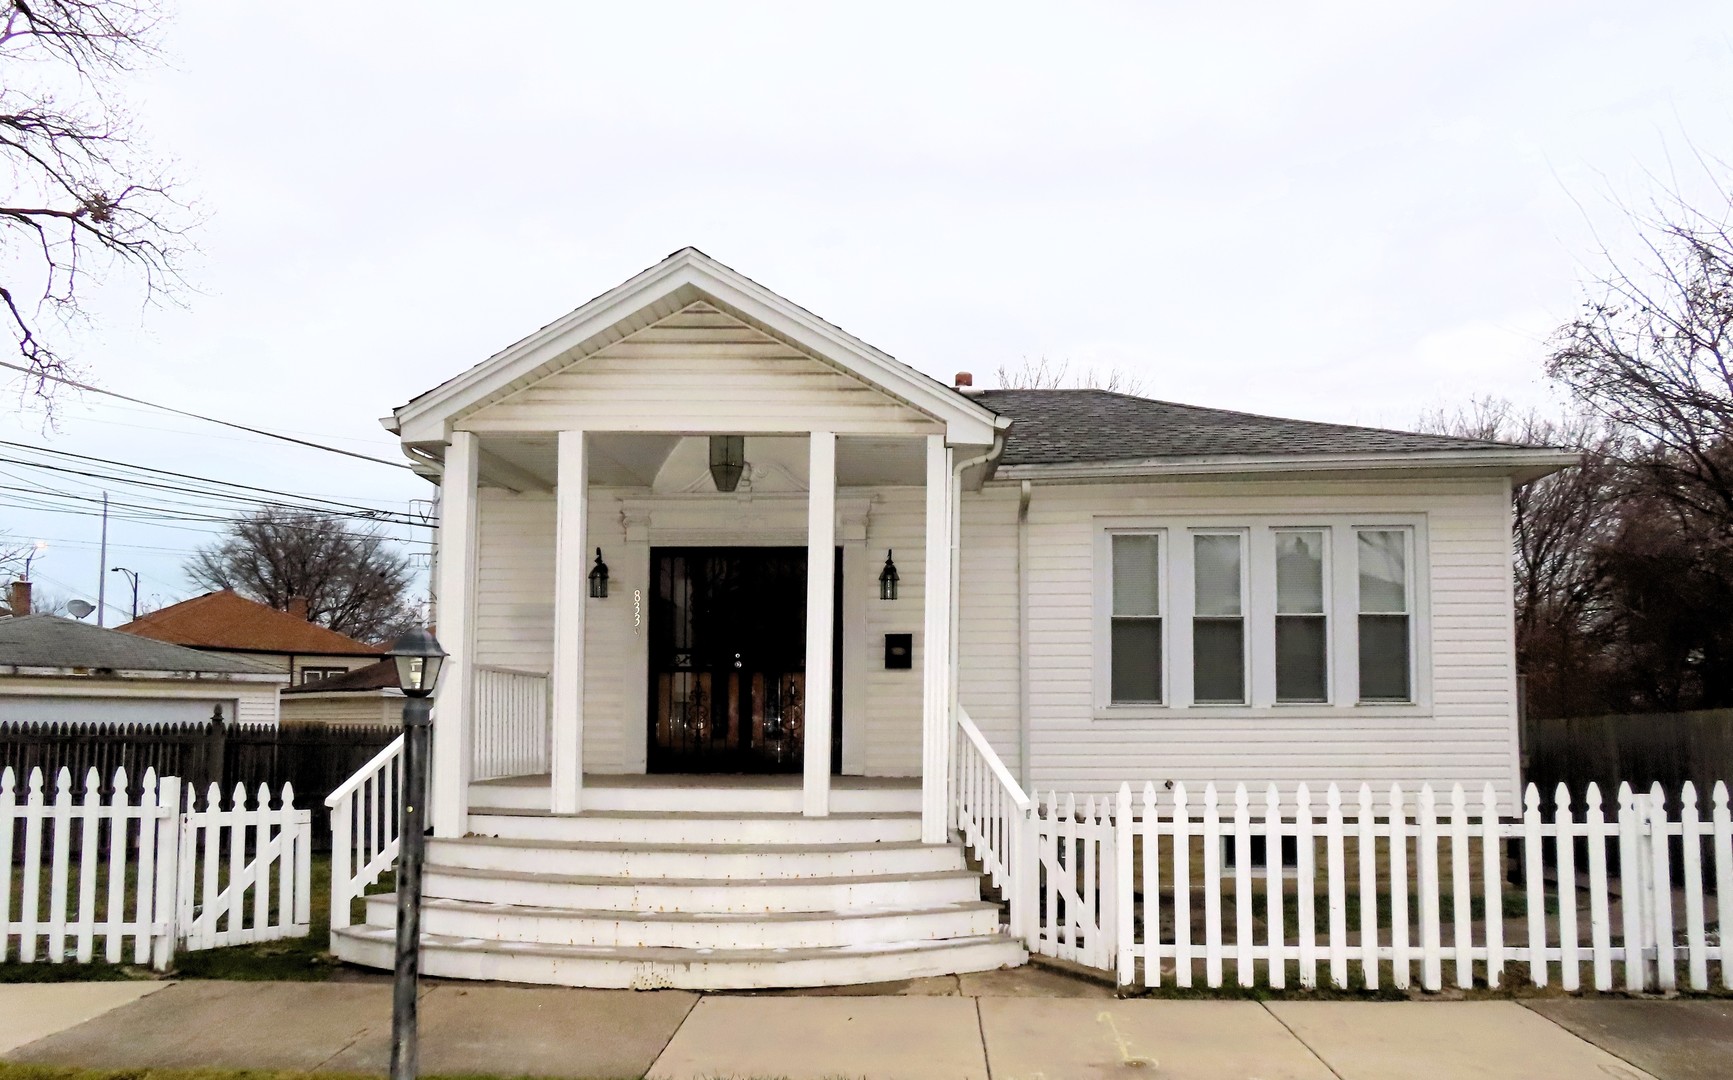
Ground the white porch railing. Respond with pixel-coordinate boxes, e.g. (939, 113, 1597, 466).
(325, 735, 402, 931)
(471, 666, 550, 781)
(952, 708, 1036, 939)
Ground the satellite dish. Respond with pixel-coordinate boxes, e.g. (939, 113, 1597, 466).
(66, 599, 95, 620)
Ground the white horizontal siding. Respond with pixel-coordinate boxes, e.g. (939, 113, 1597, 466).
(956, 476, 1522, 807)
(461, 305, 941, 435)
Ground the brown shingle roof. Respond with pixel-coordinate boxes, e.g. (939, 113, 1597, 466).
(118, 590, 384, 657)
(282, 659, 399, 694)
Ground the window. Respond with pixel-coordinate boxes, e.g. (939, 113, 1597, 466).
(301, 667, 347, 684)
(1275, 530, 1328, 702)
(1357, 529, 1412, 702)
(1109, 533, 1163, 703)
(1192, 532, 1246, 704)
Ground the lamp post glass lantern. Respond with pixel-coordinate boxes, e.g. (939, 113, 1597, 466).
(708, 435, 746, 493)
(384, 627, 444, 1080)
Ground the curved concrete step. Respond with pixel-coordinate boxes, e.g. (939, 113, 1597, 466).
(423, 863, 983, 914)
(331, 924, 1028, 990)
(428, 836, 966, 880)
(467, 809, 921, 846)
(365, 893, 1004, 950)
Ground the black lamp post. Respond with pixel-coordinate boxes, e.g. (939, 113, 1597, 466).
(387, 627, 445, 1080)
(110, 567, 140, 621)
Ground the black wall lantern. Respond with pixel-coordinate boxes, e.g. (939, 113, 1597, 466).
(879, 549, 900, 600)
(589, 548, 609, 598)
(709, 435, 746, 493)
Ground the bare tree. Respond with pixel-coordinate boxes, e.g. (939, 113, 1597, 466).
(0, 530, 28, 580)
(993, 356, 1148, 396)
(1545, 175, 1733, 525)
(187, 508, 419, 644)
(2, 0, 186, 398)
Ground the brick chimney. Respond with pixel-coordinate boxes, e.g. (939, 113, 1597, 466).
(286, 596, 310, 620)
(953, 371, 973, 388)
(7, 580, 31, 616)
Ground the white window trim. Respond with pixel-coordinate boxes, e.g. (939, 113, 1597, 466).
(1095, 528, 1169, 707)
(1092, 514, 1430, 719)
(1352, 524, 1420, 706)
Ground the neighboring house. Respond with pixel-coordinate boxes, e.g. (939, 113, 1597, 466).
(325, 247, 1575, 989)
(0, 612, 287, 726)
(118, 590, 383, 685)
(280, 659, 404, 726)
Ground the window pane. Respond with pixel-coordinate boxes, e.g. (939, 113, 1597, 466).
(1193, 618, 1245, 702)
(1276, 531, 1325, 614)
(1276, 615, 1328, 702)
(1194, 534, 1242, 617)
(1358, 530, 1407, 613)
(1111, 618, 1163, 702)
(1113, 534, 1161, 617)
(1359, 613, 1411, 700)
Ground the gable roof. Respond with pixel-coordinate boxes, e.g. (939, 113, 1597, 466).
(282, 658, 399, 695)
(118, 591, 384, 657)
(0, 615, 284, 677)
(389, 247, 1004, 449)
(974, 389, 1576, 482)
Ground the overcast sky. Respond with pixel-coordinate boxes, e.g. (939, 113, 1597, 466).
(3, 1, 1731, 620)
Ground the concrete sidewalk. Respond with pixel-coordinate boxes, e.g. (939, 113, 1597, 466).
(5, 977, 1730, 1079)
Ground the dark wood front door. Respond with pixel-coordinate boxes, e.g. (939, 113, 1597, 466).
(647, 547, 842, 774)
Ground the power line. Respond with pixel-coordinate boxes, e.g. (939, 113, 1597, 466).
(0, 359, 412, 470)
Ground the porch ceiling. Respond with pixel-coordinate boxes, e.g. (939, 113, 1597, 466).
(478, 433, 929, 490)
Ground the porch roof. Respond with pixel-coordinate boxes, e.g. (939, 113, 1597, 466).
(389, 248, 1004, 451)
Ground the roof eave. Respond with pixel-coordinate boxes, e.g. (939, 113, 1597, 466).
(393, 249, 1000, 448)
(0, 666, 290, 683)
(989, 448, 1581, 485)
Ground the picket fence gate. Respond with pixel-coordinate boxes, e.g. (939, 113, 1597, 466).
(0, 765, 312, 968)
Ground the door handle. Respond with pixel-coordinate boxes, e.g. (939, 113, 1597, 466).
(733, 652, 743, 669)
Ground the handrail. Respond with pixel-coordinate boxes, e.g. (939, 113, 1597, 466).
(958, 708, 1030, 811)
(473, 663, 550, 679)
(953, 706, 1036, 943)
(325, 733, 404, 809)
(326, 734, 404, 929)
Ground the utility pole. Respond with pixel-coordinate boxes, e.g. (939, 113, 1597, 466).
(96, 492, 109, 626)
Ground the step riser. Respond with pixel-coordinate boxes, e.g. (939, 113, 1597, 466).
(366, 897, 1002, 950)
(424, 868, 982, 914)
(427, 841, 964, 880)
(332, 930, 1027, 991)
(469, 785, 921, 815)
(468, 814, 922, 846)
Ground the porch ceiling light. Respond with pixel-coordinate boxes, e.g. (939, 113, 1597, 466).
(590, 548, 610, 598)
(388, 626, 446, 698)
(879, 549, 899, 600)
(709, 435, 746, 493)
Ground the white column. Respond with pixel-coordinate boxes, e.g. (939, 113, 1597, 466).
(550, 430, 589, 815)
(431, 431, 479, 838)
(921, 434, 954, 844)
(803, 432, 837, 817)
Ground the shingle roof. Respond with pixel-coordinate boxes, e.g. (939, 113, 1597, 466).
(282, 659, 399, 695)
(0, 615, 283, 675)
(972, 389, 1538, 467)
(118, 591, 383, 656)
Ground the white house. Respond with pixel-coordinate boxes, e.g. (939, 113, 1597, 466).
(329, 247, 1574, 989)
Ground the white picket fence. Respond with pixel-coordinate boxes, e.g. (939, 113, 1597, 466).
(0, 766, 312, 968)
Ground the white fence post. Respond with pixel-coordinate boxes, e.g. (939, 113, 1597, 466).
(1115, 783, 1134, 986)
